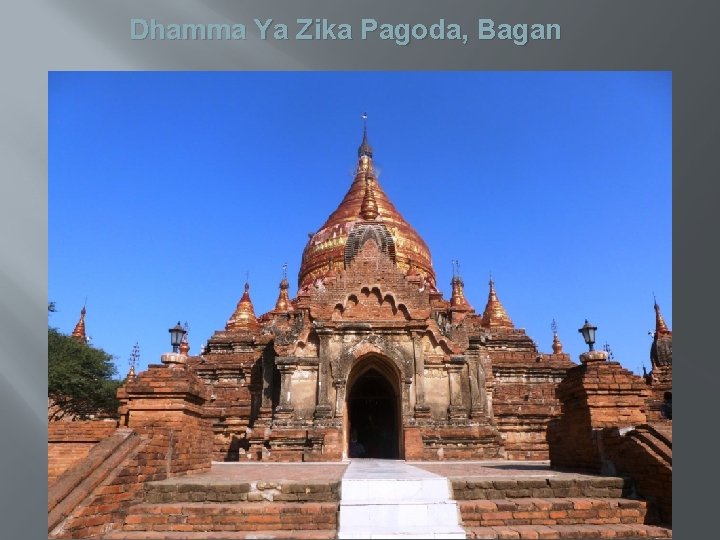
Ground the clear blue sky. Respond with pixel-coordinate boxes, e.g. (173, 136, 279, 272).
(49, 72, 671, 378)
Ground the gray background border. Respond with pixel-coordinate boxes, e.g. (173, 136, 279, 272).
(2, 0, 714, 537)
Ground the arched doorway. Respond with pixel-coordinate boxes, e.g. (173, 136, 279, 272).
(347, 362, 400, 459)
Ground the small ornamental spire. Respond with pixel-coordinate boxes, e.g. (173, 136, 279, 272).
(358, 112, 373, 158)
(654, 296, 671, 336)
(551, 319, 564, 354)
(127, 342, 140, 380)
(274, 263, 294, 312)
(226, 281, 259, 330)
(71, 305, 88, 343)
(179, 322, 190, 355)
(450, 260, 472, 309)
(481, 277, 513, 328)
(360, 174, 379, 220)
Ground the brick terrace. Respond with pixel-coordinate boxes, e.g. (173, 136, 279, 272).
(160, 460, 597, 484)
(96, 460, 672, 539)
(164, 461, 349, 483)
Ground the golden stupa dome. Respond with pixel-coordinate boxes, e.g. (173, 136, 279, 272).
(226, 282, 260, 331)
(298, 124, 435, 288)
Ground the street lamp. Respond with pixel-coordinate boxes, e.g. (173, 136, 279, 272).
(169, 321, 186, 353)
(578, 319, 597, 351)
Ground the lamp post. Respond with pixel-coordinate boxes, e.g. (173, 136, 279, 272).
(169, 321, 187, 353)
(578, 319, 597, 352)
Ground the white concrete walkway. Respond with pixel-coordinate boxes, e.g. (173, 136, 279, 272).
(337, 459, 466, 539)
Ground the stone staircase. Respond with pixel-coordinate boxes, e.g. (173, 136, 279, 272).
(106, 475, 341, 539)
(450, 473, 672, 539)
(337, 459, 466, 539)
(103, 461, 672, 539)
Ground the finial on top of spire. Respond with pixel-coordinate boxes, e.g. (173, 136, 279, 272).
(358, 112, 373, 158)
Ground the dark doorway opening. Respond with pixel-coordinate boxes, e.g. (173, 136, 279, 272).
(347, 367, 399, 459)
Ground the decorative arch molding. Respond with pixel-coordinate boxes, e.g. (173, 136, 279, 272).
(331, 286, 413, 321)
(346, 353, 403, 397)
(294, 330, 319, 358)
(423, 329, 454, 356)
(330, 333, 413, 381)
(344, 222, 397, 269)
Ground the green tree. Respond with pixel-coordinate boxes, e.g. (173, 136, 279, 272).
(48, 307, 122, 420)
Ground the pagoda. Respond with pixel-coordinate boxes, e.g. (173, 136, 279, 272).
(189, 124, 574, 461)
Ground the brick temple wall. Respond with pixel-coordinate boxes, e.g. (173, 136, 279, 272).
(51, 359, 214, 538)
(549, 351, 649, 472)
(192, 345, 267, 461)
(492, 355, 571, 460)
(121, 363, 213, 476)
(48, 420, 118, 484)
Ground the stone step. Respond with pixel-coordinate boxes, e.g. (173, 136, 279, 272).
(451, 476, 630, 501)
(341, 476, 452, 503)
(340, 500, 461, 528)
(144, 479, 340, 504)
(106, 530, 337, 539)
(120, 502, 338, 533)
(338, 459, 466, 539)
(465, 523, 672, 539)
(339, 524, 467, 539)
(459, 498, 647, 527)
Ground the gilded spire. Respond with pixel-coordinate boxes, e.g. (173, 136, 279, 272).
(274, 263, 293, 312)
(226, 282, 259, 331)
(360, 174, 379, 220)
(654, 297, 671, 336)
(481, 278, 513, 328)
(71, 305, 87, 343)
(450, 260, 472, 310)
(551, 319, 564, 354)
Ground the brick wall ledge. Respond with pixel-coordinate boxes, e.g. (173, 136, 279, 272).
(48, 428, 142, 533)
